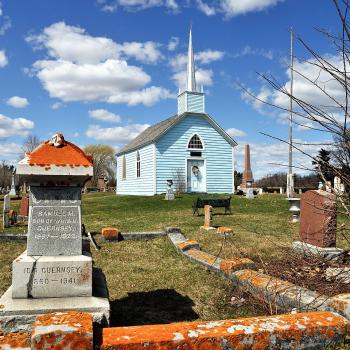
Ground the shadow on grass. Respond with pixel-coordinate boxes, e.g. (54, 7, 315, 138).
(110, 289, 199, 326)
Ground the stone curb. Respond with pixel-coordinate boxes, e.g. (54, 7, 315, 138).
(165, 228, 350, 318)
(101, 311, 350, 350)
(121, 231, 166, 240)
(0, 233, 27, 241)
(31, 311, 93, 350)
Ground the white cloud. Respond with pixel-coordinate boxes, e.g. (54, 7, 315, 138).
(172, 68, 213, 89)
(235, 141, 321, 179)
(97, 0, 179, 12)
(196, 0, 216, 16)
(0, 2, 11, 36)
(86, 123, 149, 144)
(243, 54, 348, 126)
(233, 45, 273, 60)
(6, 96, 29, 108)
(0, 49, 7, 67)
(119, 41, 163, 64)
(89, 109, 121, 123)
(0, 114, 34, 138)
(51, 102, 63, 110)
(226, 127, 246, 138)
(169, 49, 224, 70)
(0, 142, 22, 157)
(167, 36, 179, 51)
(220, 0, 285, 18)
(27, 22, 171, 106)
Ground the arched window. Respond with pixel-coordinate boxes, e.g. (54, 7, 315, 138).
(188, 134, 203, 149)
(136, 151, 141, 178)
(122, 155, 126, 180)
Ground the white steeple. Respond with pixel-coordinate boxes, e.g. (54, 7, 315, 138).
(177, 27, 205, 115)
(186, 27, 197, 92)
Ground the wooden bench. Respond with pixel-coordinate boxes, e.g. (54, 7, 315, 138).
(192, 197, 232, 216)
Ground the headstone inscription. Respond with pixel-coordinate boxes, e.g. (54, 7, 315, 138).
(27, 187, 82, 256)
(2, 194, 10, 228)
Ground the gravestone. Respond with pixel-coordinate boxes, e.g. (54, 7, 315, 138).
(9, 173, 17, 196)
(165, 179, 175, 200)
(292, 189, 344, 260)
(19, 196, 29, 217)
(97, 176, 106, 192)
(245, 188, 254, 199)
(0, 133, 109, 333)
(201, 205, 215, 230)
(299, 190, 337, 248)
(2, 194, 10, 228)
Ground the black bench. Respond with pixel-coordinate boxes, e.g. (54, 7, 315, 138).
(192, 197, 232, 216)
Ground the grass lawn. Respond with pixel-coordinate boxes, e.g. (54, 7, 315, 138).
(1, 193, 349, 327)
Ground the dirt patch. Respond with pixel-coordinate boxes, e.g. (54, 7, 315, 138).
(255, 248, 350, 297)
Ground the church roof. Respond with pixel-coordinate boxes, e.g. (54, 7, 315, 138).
(117, 112, 237, 155)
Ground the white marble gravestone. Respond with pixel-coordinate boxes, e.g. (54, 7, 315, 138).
(2, 194, 10, 228)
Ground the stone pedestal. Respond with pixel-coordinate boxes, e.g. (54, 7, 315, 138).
(287, 198, 300, 223)
(12, 251, 92, 298)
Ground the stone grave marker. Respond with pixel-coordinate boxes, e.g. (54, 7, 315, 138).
(2, 194, 10, 228)
(292, 189, 344, 260)
(165, 179, 175, 200)
(201, 205, 215, 230)
(0, 133, 109, 333)
(9, 173, 17, 196)
(19, 196, 29, 217)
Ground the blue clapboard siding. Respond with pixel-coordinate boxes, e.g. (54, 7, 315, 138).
(155, 114, 234, 194)
(116, 144, 155, 196)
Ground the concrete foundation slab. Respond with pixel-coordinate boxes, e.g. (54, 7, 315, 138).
(0, 268, 109, 335)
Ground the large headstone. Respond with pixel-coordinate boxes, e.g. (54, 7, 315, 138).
(299, 190, 337, 248)
(19, 196, 29, 217)
(27, 187, 82, 256)
(240, 144, 257, 189)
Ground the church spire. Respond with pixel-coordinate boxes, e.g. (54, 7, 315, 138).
(186, 27, 196, 92)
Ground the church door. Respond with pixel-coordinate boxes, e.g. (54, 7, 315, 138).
(187, 159, 205, 193)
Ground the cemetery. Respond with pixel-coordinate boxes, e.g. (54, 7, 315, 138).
(2, 1, 350, 349)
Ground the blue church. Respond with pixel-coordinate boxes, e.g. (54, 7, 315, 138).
(116, 30, 237, 195)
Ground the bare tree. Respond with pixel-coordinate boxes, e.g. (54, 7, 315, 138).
(83, 144, 117, 186)
(0, 161, 14, 188)
(172, 168, 186, 194)
(21, 134, 41, 156)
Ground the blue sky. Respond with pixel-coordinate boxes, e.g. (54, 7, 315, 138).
(0, 0, 342, 178)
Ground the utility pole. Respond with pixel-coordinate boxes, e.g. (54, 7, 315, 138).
(287, 27, 295, 198)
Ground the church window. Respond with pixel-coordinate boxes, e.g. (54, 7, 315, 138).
(136, 151, 141, 178)
(188, 134, 203, 149)
(122, 155, 126, 179)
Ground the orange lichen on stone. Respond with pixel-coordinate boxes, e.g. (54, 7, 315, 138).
(102, 227, 121, 241)
(31, 311, 93, 350)
(325, 294, 350, 319)
(101, 311, 349, 350)
(186, 249, 217, 265)
(176, 240, 199, 251)
(217, 226, 234, 234)
(0, 331, 30, 349)
(220, 258, 256, 275)
(27, 139, 93, 167)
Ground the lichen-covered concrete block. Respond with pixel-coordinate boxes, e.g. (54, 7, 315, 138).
(31, 311, 93, 350)
(101, 311, 350, 350)
(101, 227, 121, 241)
(184, 249, 221, 270)
(231, 269, 328, 312)
(0, 332, 30, 350)
(323, 293, 350, 321)
(220, 258, 256, 275)
(175, 240, 200, 252)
